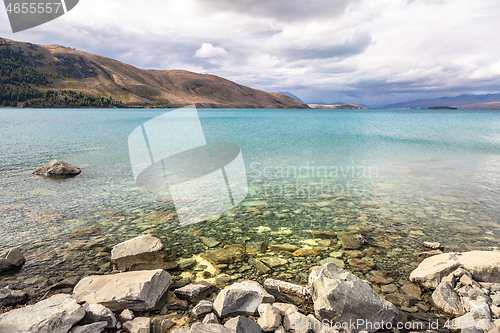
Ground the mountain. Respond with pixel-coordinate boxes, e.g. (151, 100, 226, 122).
(384, 93, 500, 109)
(0, 37, 308, 109)
(308, 103, 367, 110)
(277, 91, 303, 103)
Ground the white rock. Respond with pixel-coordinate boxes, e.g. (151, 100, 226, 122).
(73, 269, 170, 311)
(119, 309, 135, 322)
(410, 253, 461, 289)
(0, 294, 85, 333)
(257, 303, 282, 332)
(273, 303, 298, 316)
(123, 317, 151, 333)
(283, 310, 311, 333)
(203, 313, 220, 324)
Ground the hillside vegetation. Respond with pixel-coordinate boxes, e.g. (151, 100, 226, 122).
(0, 38, 308, 109)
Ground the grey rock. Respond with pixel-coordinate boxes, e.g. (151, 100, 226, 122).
(123, 317, 151, 333)
(69, 321, 108, 333)
(73, 269, 170, 311)
(0, 248, 25, 272)
(432, 282, 465, 316)
(470, 300, 492, 320)
(192, 300, 214, 317)
(32, 160, 81, 177)
(174, 281, 215, 302)
(0, 294, 85, 333)
(213, 281, 274, 318)
(283, 310, 311, 333)
(224, 316, 261, 333)
(308, 263, 400, 333)
(274, 326, 286, 333)
(81, 303, 117, 328)
(203, 313, 220, 324)
(257, 303, 281, 332)
(191, 323, 236, 333)
(0, 287, 27, 306)
(111, 235, 167, 271)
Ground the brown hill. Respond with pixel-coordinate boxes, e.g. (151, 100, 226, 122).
(1, 38, 308, 109)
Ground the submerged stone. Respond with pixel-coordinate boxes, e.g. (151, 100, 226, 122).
(32, 160, 81, 177)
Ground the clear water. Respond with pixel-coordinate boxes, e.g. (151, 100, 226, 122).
(1, 109, 499, 281)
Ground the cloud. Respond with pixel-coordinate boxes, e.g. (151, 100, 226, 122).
(2, 0, 500, 106)
(194, 43, 228, 59)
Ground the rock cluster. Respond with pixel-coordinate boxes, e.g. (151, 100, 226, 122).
(410, 251, 500, 333)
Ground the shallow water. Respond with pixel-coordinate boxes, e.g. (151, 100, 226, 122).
(1, 109, 499, 291)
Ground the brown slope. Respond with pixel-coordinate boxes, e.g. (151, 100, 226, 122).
(3, 38, 308, 108)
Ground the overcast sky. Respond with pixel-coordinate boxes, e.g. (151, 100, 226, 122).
(2, 0, 500, 106)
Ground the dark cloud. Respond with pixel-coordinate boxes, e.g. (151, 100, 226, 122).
(193, 0, 355, 22)
(268, 31, 371, 61)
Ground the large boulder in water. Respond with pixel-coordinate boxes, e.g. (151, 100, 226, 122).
(0, 248, 25, 273)
(32, 160, 81, 177)
(308, 263, 401, 333)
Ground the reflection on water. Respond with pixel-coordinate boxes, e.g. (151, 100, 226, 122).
(0, 109, 499, 290)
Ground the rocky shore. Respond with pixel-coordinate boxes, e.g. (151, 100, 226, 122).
(1, 234, 499, 333)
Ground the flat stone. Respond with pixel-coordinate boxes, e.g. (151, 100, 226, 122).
(458, 251, 500, 283)
(370, 276, 394, 285)
(268, 244, 299, 252)
(69, 321, 108, 333)
(422, 242, 444, 250)
(432, 282, 465, 317)
(32, 160, 81, 177)
(250, 258, 271, 274)
(0, 248, 25, 272)
(410, 253, 461, 289)
(123, 317, 151, 333)
(246, 242, 268, 254)
(293, 248, 320, 257)
(69, 225, 101, 239)
(0, 294, 85, 333)
(81, 303, 117, 328)
(201, 245, 245, 265)
(200, 237, 221, 248)
(192, 300, 214, 317)
(111, 234, 166, 271)
(349, 258, 375, 271)
(0, 287, 28, 306)
(174, 281, 215, 302)
(260, 256, 287, 267)
(319, 258, 345, 268)
(308, 263, 400, 333)
(73, 269, 170, 311)
(191, 323, 236, 333)
(225, 316, 261, 333)
(338, 232, 366, 249)
(401, 284, 422, 299)
(385, 293, 417, 308)
(213, 280, 274, 318)
(311, 231, 337, 238)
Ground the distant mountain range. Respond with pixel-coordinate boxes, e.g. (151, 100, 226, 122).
(384, 93, 500, 110)
(0, 37, 308, 109)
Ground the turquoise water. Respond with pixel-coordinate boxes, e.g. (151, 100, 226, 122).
(1, 109, 499, 279)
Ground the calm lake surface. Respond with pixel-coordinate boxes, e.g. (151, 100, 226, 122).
(1, 109, 499, 288)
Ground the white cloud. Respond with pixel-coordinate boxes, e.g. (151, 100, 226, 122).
(2, 0, 500, 105)
(194, 43, 228, 58)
